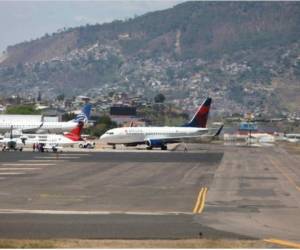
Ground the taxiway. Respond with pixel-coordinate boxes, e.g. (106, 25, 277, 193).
(0, 144, 299, 245)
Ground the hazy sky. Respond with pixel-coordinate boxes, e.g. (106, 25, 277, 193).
(0, 0, 185, 52)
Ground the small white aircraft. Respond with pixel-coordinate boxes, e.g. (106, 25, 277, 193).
(0, 104, 92, 134)
(100, 97, 218, 150)
(284, 133, 300, 143)
(0, 126, 26, 151)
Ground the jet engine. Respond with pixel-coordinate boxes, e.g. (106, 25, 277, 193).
(146, 139, 163, 147)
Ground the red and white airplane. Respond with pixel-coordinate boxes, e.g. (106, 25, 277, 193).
(100, 97, 221, 150)
(27, 121, 84, 152)
(1, 121, 84, 152)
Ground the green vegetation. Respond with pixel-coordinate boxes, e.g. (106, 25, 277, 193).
(154, 93, 166, 103)
(56, 94, 65, 101)
(84, 115, 117, 137)
(138, 104, 188, 126)
(61, 112, 76, 122)
(62, 113, 117, 136)
(6, 105, 41, 115)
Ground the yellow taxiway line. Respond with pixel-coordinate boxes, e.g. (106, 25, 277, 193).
(264, 238, 300, 248)
(193, 187, 208, 214)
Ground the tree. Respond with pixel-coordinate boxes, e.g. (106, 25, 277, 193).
(62, 112, 76, 121)
(6, 105, 40, 115)
(84, 115, 117, 137)
(154, 93, 166, 103)
(56, 94, 65, 102)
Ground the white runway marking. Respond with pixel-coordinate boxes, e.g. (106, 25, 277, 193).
(0, 209, 192, 215)
(34, 156, 80, 159)
(0, 168, 41, 170)
(0, 172, 25, 175)
(58, 154, 90, 156)
(19, 160, 65, 162)
(2, 163, 56, 166)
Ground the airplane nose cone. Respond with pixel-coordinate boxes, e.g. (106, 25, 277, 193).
(99, 134, 107, 141)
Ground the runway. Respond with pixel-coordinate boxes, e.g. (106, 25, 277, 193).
(0, 150, 222, 212)
(0, 145, 299, 244)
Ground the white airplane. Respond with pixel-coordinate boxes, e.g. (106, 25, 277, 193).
(0, 126, 26, 151)
(284, 133, 300, 143)
(100, 97, 216, 150)
(0, 104, 92, 134)
(23, 121, 84, 152)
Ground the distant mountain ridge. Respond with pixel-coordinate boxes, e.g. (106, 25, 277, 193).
(0, 1, 299, 115)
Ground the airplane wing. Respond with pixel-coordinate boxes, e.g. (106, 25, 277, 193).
(144, 130, 210, 144)
(22, 122, 44, 133)
(144, 125, 223, 144)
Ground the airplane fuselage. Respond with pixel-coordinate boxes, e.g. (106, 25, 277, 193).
(0, 121, 77, 134)
(24, 133, 78, 145)
(100, 126, 208, 145)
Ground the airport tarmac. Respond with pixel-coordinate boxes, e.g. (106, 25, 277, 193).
(0, 144, 299, 245)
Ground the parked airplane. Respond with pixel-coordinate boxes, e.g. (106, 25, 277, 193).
(24, 121, 84, 152)
(284, 133, 300, 143)
(100, 97, 215, 150)
(0, 126, 26, 151)
(0, 104, 92, 134)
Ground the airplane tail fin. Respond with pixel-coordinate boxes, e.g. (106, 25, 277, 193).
(72, 103, 92, 123)
(185, 97, 212, 128)
(64, 121, 84, 141)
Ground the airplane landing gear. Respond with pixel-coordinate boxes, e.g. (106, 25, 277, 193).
(161, 145, 167, 150)
(112, 144, 116, 149)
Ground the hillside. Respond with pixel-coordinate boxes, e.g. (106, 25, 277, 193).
(0, 1, 299, 115)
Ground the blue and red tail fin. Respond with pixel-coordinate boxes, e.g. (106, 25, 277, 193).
(73, 103, 92, 123)
(65, 121, 84, 141)
(184, 97, 212, 128)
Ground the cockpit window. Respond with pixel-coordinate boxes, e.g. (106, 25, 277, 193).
(106, 132, 114, 135)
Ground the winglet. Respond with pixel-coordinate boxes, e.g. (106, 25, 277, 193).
(214, 124, 224, 137)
